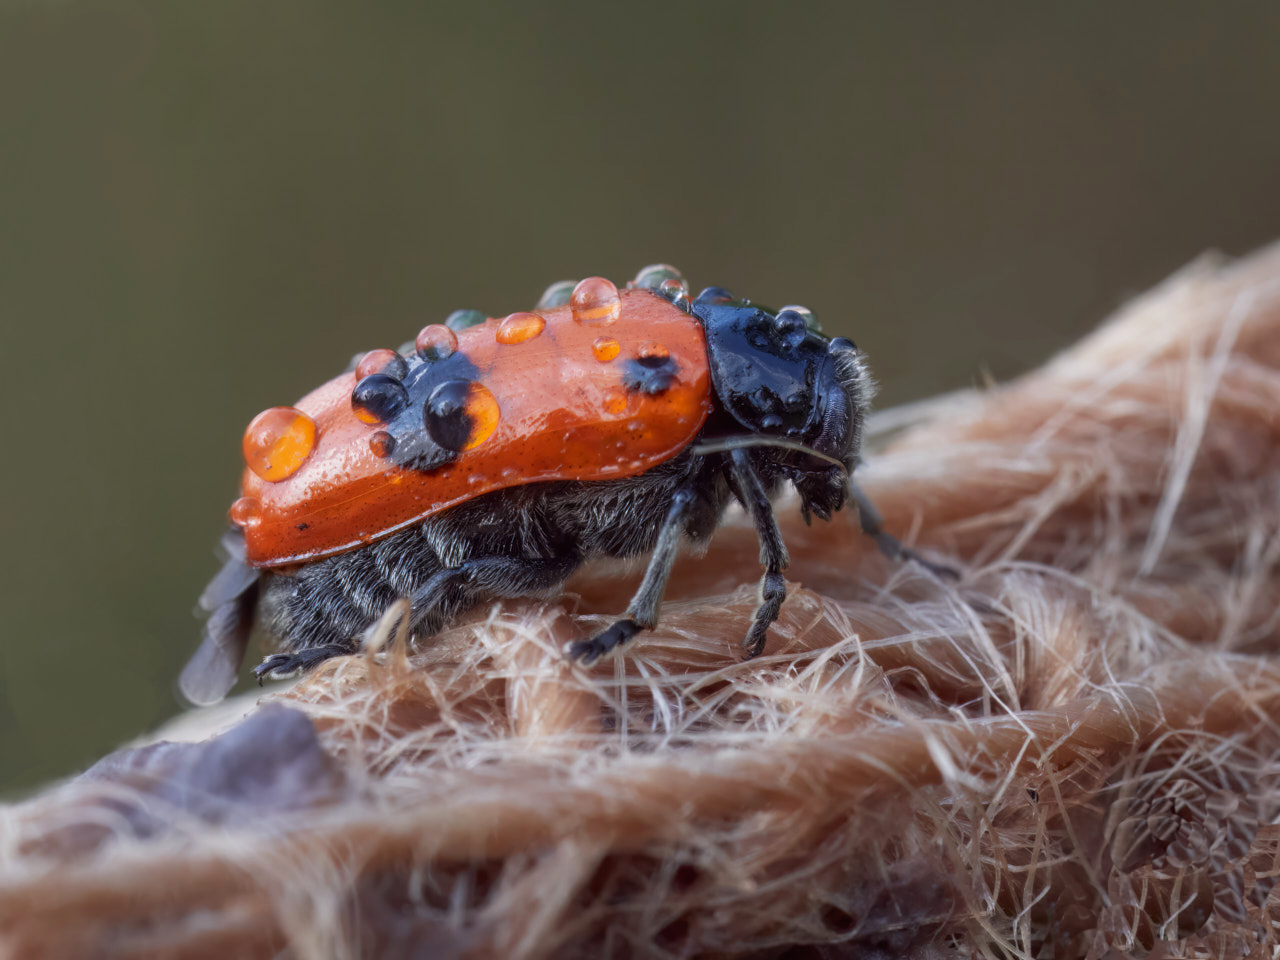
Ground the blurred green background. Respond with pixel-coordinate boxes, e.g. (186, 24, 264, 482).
(2, 2, 1279, 794)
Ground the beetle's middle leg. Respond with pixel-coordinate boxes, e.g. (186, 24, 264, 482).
(569, 487, 696, 665)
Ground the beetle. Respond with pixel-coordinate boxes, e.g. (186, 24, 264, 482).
(180, 265, 940, 705)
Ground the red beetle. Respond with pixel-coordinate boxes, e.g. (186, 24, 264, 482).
(181, 266, 941, 705)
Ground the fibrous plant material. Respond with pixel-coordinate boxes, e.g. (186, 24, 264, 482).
(6, 246, 1280, 958)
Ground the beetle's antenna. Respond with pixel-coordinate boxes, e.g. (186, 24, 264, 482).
(689, 437, 849, 475)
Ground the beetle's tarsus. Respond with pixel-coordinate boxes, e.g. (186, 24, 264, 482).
(254, 644, 352, 683)
(570, 619, 643, 665)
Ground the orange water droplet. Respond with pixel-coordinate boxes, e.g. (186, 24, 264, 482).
(243, 406, 317, 482)
(416, 324, 458, 360)
(462, 382, 501, 449)
(369, 431, 396, 458)
(355, 348, 406, 380)
(592, 336, 620, 362)
(603, 387, 629, 416)
(229, 496, 260, 527)
(496, 311, 546, 345)
(637, 341, 670, 363)
(570, 277, 620, 325)
(425, 380, 501, 451)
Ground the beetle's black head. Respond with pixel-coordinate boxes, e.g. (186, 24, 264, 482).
(691, 286, 871, 520)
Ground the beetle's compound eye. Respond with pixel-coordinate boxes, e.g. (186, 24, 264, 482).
(243, 406, 317, 482)
(828, 336, 859, 356)
(351, 374, 409, 425)
(424, 379, 500, 452)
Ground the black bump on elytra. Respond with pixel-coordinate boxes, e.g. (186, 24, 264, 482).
(423, 379, 477, 452)
(623, 356, 680, 396)
(351, 374, 408, 423)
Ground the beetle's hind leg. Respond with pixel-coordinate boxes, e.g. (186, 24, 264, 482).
(729, 449, 790, 659)
(569, 487, 695, 665)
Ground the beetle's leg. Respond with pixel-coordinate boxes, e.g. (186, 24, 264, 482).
(410, 553, 582, 636)
(254, 643, 352, 684)
(847, 479, 959, 579)
(729, 449, 789, 658)
(569, 487, 696, 665)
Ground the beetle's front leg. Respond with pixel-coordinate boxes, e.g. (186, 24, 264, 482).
(569, 487, 696, 665)
(730, 449, 789, 658)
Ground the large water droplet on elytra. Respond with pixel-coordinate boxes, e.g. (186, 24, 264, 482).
(592, 336, 620, 363)
(416, 324, 458, 361)
(570, 277, 620, 325)
(356, 348, 408, 380)
(536, 280, 577, 310)
(243, 407, 317, 482)
(351, 374, 409, 425)
(425, 380, 501, 451)
(496, 312, 546, 344)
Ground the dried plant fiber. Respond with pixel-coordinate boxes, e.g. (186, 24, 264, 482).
(7, 245, 1280, 959)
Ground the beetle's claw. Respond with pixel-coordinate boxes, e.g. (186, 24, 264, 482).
(569, 619, 642, 665)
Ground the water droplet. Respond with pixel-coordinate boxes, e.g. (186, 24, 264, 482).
(356, 348, 408, 380)
(536, 279, 577, 310)
(658, 277, 690, 308)
(416, 324, 458, 361)
(570, 277, 620, 325)
(243, 407, 317, 482)
(631, 264, 684, 292)
(351, 374, 409, 425)
(780, 304, 821, 334)
(425, 380, 501, 451)
(626, 421, 646, 436)
(637, 341, 670, 366)
(592, 336, 621, 362)
(496, 311, 546, 344)
(369, 431, 396, 458)
(445, 309, 488, 332)
(774, 309, 808, 348)
(603, 387, 629, 416)
(229, 496, 261, 527)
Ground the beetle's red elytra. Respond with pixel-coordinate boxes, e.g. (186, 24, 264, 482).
(181, 265, 946, 706)
(234, 281, 712, 567)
